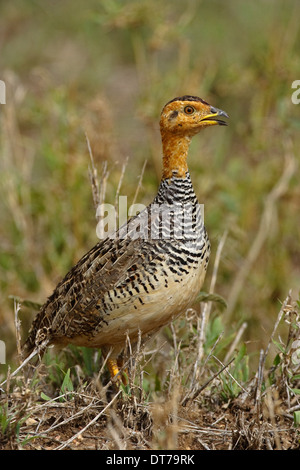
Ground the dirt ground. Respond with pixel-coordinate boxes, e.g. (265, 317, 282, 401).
(1, 381, 299, 451)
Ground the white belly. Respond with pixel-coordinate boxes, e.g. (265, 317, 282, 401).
(82, 263, 206, 349)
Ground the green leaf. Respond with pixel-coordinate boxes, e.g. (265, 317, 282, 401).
(273, 353, 281, 367)
(236, 343, 246, 363)
(294, 411, 300, 427)
(41, 392, 52, 401)
(272, 339, 285, 354)
(195, 291, 227, 310)
(61, 368, 74, 396)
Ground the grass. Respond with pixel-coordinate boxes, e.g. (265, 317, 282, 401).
(0, 0, 300, 450)
(0, 290, 299, 449)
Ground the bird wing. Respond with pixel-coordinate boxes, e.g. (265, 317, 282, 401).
(23, 206, 164, 349)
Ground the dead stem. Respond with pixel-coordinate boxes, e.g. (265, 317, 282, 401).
(55, 389, 122, 450)
(181, 356, 235, 407)
(192, 231, 228, 388)
(86, 132, 101, 212)
(14, 301, 22, 365)
(131, 159, 147, 207)
(226, 144, 296, 321)
(224, 321, 248, 363)
(254, 292, 292, 416)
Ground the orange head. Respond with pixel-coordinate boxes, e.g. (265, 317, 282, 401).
(159, 96, 228, 179)
(160, 95, 228, 136)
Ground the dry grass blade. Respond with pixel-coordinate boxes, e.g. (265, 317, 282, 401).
(131, 159, 147, 207)
(14, 301, 22, 365)
(213, 355, 249, 395)
(114, 156, 129, 210)
(226, 144, 297, 321)
(254, 291, 292, 411)
(86, 132, 101, 213)
(255, 349, 265, 418)
(263, 291, 291, 365)
(265, 389, 282, 450)
(181, 329, 225, 407)
(181, 356, 235, 407)
(167, 322, 182, 397)
(0, 339, 49, 391)
(224, 321, 248, 363)
(55, 390, 122, 450)
(190, 230, 228, 390)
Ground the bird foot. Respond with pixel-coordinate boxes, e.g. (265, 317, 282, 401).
(107, 358, 128, 385)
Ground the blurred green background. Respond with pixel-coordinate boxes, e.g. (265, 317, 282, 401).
(0, 0, 299, 364)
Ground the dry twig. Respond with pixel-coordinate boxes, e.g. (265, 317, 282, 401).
(226, 145, 296, 321)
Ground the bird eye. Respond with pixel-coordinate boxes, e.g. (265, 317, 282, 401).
(184, 106, 195, 115)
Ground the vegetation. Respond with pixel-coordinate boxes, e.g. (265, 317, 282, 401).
(0, 0, 299, 450)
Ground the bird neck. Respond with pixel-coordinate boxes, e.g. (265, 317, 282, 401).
(161, 131, 191, 180)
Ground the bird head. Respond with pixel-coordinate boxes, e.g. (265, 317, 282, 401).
(160, 95, 228, 137)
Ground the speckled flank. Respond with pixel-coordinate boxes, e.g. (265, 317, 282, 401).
(22, 96, 228, 379)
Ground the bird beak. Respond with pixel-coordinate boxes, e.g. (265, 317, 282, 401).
(200, 106, 229, 126)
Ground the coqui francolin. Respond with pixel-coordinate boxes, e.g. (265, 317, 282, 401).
(22, 96, 228, 381)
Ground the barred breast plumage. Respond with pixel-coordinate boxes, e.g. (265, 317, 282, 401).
(22, 95, 228, 380)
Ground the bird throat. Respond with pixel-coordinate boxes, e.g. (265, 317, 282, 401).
(161, 132, 191, 180)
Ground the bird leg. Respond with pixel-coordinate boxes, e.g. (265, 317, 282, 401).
(107, 358, 120, 379)
(107, 357, 128, 385)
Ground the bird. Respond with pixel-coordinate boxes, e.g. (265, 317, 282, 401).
(22, 95, 228, 382)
